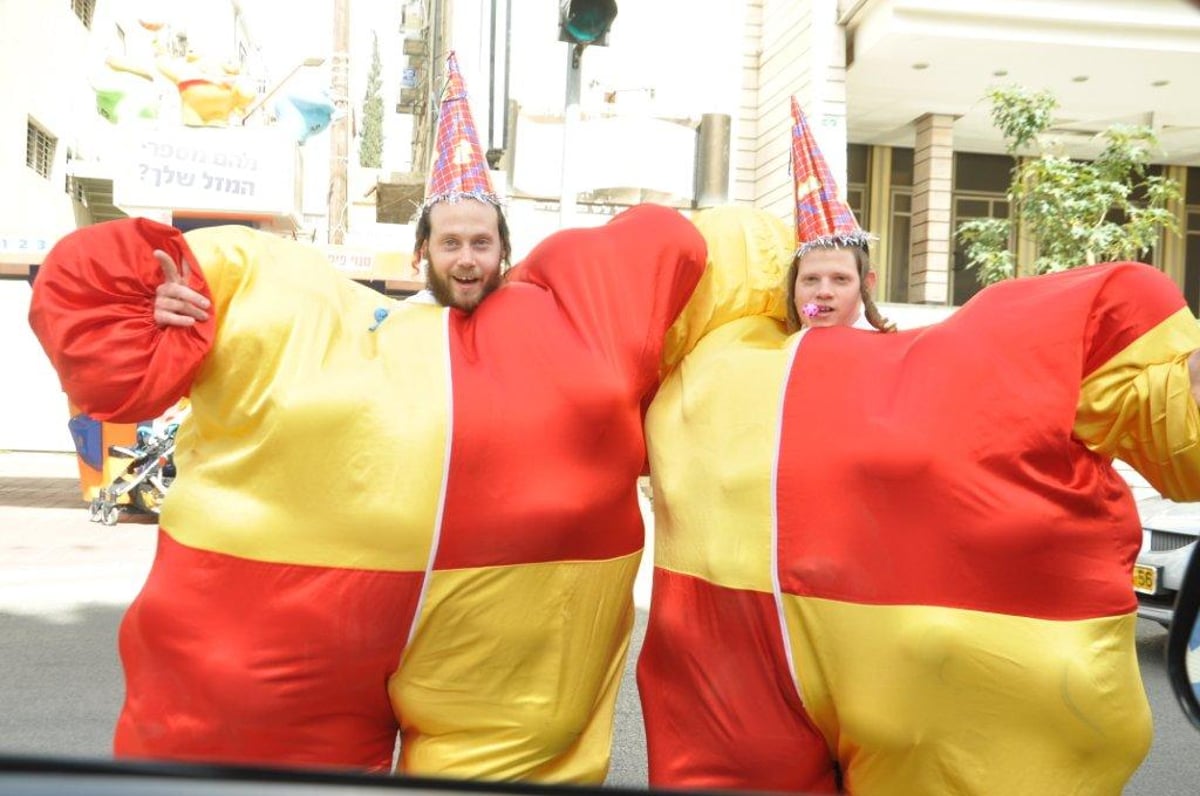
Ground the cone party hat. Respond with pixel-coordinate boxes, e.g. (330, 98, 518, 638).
(421, 52, 499, 212)
(790, 96, 868, 257)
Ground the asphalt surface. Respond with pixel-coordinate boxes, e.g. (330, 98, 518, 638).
(1, 451, 1198, 793)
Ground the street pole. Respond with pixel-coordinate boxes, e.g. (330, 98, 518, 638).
(328, 0, 350, 244)
(558, 45, 581, 228)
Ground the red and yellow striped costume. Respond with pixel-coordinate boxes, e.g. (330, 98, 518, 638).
(29, 205, 705, 781)
(639, 207, 1200, 795)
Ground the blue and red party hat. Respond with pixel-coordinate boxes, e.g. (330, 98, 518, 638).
(422, 52, 499, 211)
(790, 97, 869, 257)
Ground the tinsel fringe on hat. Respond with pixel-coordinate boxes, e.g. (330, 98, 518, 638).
(794, 230, 875, 259)
(417, 189, 504, 217)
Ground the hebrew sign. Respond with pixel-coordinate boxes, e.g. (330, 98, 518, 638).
(115, 127, 300, 217)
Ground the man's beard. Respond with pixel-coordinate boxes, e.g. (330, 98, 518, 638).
(427, 267, 503, 312)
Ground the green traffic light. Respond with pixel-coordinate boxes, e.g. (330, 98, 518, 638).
(563, 0, 617, 44)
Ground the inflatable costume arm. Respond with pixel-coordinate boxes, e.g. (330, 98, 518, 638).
(1072, 262, 1200, 501)
(508, 203, 707, 392)
(29, 218, 216, 423)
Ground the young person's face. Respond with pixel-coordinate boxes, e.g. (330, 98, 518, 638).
(422, 200, 504, 312)
(792, 247, 874, 329)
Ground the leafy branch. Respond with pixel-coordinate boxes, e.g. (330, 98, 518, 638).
(956, 86, 1180, 285)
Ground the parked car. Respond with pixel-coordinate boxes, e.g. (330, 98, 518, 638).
(1118, 460, 1200, 627)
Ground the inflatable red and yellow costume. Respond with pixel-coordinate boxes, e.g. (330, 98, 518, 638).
(639, 207, 1200, 795)
(30, 205, 704, 781)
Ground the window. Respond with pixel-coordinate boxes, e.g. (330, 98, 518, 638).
(885, 147, 916, 302)
(1188, 166, 1200, 206)
(26, 120, 56, 180)
(65, 175, 85, 203)
(71, 0, 95, 28)
(1185, 167, 1200, 315)
(888, 190, 912, 303)
(1185, 212, 1200, 316)
(890, 147, 914, 188)
(952, 195, 1009, 306)
(951, 152, 1012, 305)
(846, 144, 869, 227)
(954, 152, 1013, 194)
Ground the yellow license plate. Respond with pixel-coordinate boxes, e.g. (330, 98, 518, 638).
(1132, 564, 1159, 595)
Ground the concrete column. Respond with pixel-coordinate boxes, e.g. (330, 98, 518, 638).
(1161, 165, 1188, 285)
(909, 113, 955, 304)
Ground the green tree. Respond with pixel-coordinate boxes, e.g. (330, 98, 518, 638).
(359, 32, 384, 168)
(957, 86, 1180, 285)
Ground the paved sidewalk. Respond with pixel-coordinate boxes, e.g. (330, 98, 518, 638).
(0, 450, 155, 619)
(0, 453, 655, 608)
(0, 450, 83, 508)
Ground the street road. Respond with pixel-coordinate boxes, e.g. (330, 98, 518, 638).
(1, 453, 1197, 793)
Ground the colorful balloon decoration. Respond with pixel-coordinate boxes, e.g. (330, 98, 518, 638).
(155, 53, 258, 127)
(93, 58, 161, 124)
(272, 88, 340, 144)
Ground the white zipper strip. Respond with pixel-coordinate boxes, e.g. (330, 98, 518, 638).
(404, 307, 453, 651)
(771, 328, 808, 704)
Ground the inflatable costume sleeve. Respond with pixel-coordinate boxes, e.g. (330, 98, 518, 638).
(29, 218, 216, 423)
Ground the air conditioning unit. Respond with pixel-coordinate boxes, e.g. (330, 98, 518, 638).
(396, 87, 422, 114)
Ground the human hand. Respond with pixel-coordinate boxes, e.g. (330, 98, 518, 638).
(153, 249, 210, 327)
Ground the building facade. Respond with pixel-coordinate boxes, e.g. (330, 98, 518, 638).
(401, 0, 1200, 304)
(1, 0, 323, 451)
(831, 0, 1200, 308)
(1, 0, 124, 451)
(4, 0, 1200, 451)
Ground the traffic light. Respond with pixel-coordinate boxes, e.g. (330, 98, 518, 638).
(558, 0, 618, 47)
